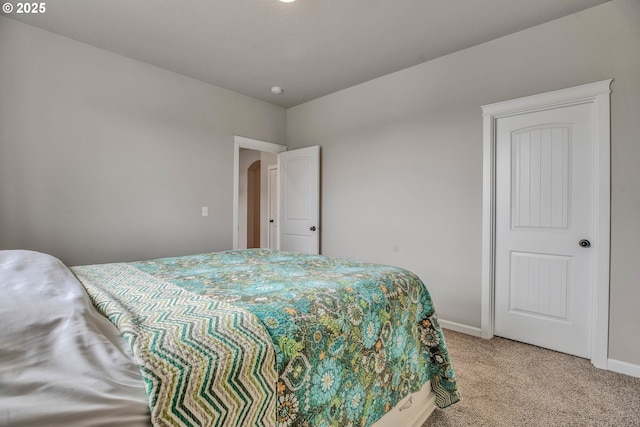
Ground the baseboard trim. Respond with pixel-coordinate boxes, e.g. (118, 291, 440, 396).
(439, 320, 483, 337)
(607, 358, 640, 379)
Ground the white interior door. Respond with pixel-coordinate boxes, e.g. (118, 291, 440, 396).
(267, 166, 278, 249)
(495, 103, 595, 358)
(278, 146, 320, 254)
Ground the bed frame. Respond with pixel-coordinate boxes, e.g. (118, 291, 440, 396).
(373, 381, 436, 427)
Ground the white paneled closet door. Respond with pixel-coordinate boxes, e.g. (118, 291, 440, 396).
(494, 102, 595, 358)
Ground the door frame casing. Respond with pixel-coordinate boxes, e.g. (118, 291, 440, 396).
(480, 80, 612, 369)
(233, 136, 287, 250)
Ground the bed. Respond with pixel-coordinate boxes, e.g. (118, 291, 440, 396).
(0, 249, 459, 426)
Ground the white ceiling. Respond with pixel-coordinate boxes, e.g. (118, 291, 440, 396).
(3, 0, 611, 108)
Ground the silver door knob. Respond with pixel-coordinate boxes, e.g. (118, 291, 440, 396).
(310, 226, 317, 231)
(579, 239, 591, 248)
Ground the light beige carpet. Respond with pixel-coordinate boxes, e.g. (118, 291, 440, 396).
(423, 330, 640, 426)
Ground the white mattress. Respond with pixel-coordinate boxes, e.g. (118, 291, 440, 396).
(0, 250, 150, 426)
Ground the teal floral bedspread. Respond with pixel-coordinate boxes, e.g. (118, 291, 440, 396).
(132, 249, 459, 426)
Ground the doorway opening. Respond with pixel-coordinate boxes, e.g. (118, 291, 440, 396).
(233, 136, 321, 254)
(233, 136, 287, 250)
(237, 149, 277, 249)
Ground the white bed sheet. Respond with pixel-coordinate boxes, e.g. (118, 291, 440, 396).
(0, 250, 150, 426)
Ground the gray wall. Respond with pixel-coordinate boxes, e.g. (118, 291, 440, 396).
(287, 0, 640, 366)
(0, 16, 286, 266)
